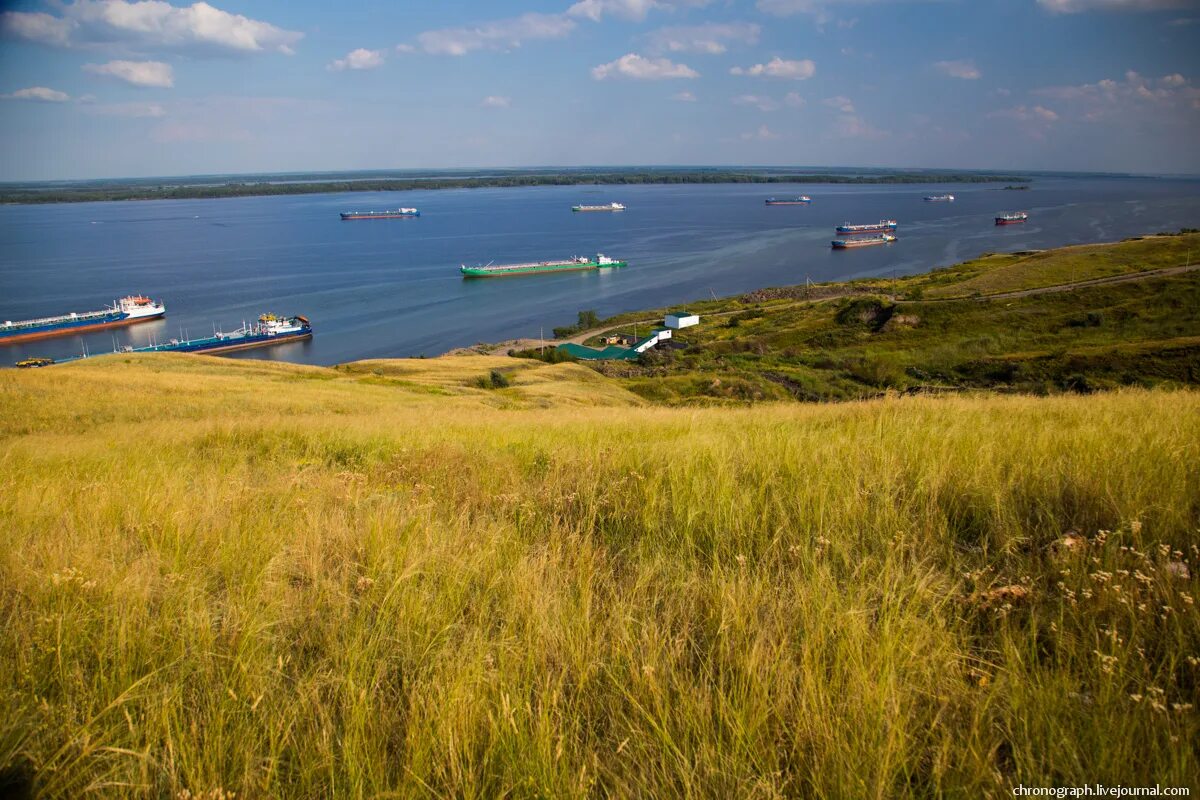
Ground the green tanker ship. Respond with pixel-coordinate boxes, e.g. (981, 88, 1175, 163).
(460, 253, 627, 278)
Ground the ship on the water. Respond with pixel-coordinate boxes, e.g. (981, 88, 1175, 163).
(340, 208, 420, 220)
(924, 194, 955, 202)
(0, 295, 165, 344)
(832, 233, 897, 249)
(836, 219, 898, 235)
(13, 314, 311, 367)
(461, 253, 626, 278)
(765, 196, 812, 205)
(572, 202, 625, 212)
(995, 211, 1029, 225)
(125, 314, 311, 355)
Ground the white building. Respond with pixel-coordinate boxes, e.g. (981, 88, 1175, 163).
(664, 312, 699, 330)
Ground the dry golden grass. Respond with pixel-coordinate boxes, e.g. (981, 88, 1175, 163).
(1, 353, 1197, 797)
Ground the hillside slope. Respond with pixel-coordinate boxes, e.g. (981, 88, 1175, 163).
(2, 355, 1198, 797)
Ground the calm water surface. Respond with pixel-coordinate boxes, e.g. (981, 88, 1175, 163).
(1, 177, 1198, 365)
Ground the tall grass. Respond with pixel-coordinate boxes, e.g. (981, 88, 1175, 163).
(1, 355, 1197, 797)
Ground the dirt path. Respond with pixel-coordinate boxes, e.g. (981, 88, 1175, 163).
(445, 262, 1199, 357)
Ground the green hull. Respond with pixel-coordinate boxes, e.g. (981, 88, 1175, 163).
(461, 260, 627, 278)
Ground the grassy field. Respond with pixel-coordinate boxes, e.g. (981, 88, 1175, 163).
(2, 353, 1198, 797)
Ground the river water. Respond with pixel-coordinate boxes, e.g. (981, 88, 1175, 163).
(1, 176, 1198, 365)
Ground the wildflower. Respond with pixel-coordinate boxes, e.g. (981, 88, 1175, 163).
(735, 554, 747, 567)
(1172, 703, 1193, 713)
(1130, 693, 1143, 702)
(1165, 562, 1190, 580)
(1131, 520, 1143, 535)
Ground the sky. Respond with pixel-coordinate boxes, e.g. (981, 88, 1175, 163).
(0, 0, 1197, 180)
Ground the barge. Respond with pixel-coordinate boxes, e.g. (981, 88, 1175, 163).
(572, 202, 625, 212)
(766, 196, 812, 205)
(836, 219, 898, 235)
(1, 295, 165, 344)
(832, 233, 897, 249)
(461, 253, 626, 278)
(995, 212, 1029, 225)
(340, 208, 420, 220)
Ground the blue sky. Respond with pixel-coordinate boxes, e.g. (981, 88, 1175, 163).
(0, 0, 1197, 180)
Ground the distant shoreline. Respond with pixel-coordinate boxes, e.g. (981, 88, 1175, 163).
(0, 169, 1032, 205)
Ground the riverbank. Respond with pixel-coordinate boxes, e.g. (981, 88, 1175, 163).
(0, 167, 1031, 204)
(489, 231, 1200, 402)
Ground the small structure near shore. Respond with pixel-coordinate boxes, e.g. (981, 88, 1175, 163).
(665, 311, 699, 330)
(556, 313, 693, 360)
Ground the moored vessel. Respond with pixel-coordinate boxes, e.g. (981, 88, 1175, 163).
(765, 196, 812, 205)
(0, 295, 165, 344)
(122, 314, 312, 355)
(995, 212, 1029, 225)
(832, 233, 897, 249)
(340, 208, 420, 220)
(924, 194, 955, 202)
(572, 202, 625, 212)
(461, 253, 626, 278)
(836, 219, 898, 235)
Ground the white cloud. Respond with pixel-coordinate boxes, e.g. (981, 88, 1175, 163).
(84, 60, 174, 88)
(934, 59, 981, 80)
(822, 95, 855, 113)
(645, 22, 760, 54)
(730, 57, 815, 80)
(0, 11, 71, 46)
(836, 114, 888, 138)
(567, 0, 713, 21)
(328, 48, 384, 71)
(756, 0, 939, 23)
(740, 124, 780, 140)
(733, 94, 780, 111)
(784, 91, 806, 107)
(1034, 71, 1200, 117)
(1, 86, 71, 102)
(591, 53, 699, 80)
(88, 101, 167, 117)
(672, 90, 697, 101)
(988, 104, 1060, 122)
(415, 13, 576, 55)
(2, 1, 302, 55)
(568, 0, 660, 20)
(1038, 0, 1198, 12)
(482, 95, 512, 108)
